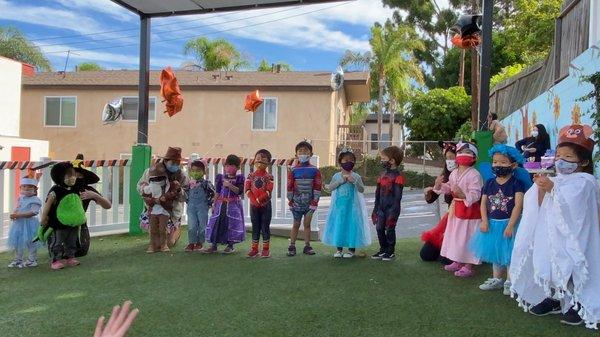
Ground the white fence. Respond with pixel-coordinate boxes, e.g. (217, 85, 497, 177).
(0, 156, 319, 252)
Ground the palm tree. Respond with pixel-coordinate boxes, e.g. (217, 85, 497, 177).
(0, 26, 51, 71)
(257, 59, 292, 72)
(183, 37, 248, 71)
(383, 25, 425, 143)
(339, 50, 371, 72)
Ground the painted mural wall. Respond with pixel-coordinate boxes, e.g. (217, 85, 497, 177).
(501, 39, 600, 164)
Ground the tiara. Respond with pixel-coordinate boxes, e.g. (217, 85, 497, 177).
(339, 145, 354, 154)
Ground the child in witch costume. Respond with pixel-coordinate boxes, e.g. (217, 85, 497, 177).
(184, 159, 215, 252)
(142, 164, 174, 253)
(40, 162, 88, 270)
(7, 171, 42, 268)
(245, 149, 274, 258)
(203, 154, 245, 254)
(510, 124, 600, 328)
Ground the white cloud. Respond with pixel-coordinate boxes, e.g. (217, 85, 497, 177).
(40, 44, 185, 69)
(55, 0, 134, 21)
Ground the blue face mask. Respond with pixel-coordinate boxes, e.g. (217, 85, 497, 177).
(298, 155, 310, 163)
(555, 159, 578, 175)
(166, 163, 180, 173)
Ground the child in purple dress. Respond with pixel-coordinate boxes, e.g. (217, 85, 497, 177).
(203, 154, 245, 254)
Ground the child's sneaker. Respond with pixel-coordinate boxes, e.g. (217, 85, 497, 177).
(454, 265, 474, 278)
(303, 245, 316, 255)
(184, 243, 196, 252)
(503, 280, 512, 296)
(51, 260, 65, 270)
(223, 246, 235, 254)
(444, 262, 463, 272)
(287, 245, 297, 257)
(247, 248, 259, 258)
(146, 246, 156, 254)
(201, 246, 217, 254)
(381, 253, 395, 261)
(342, 252, 355, 259)
(260, 248, 271, 258)
(66, 258, 80, 267)
(333, 251, 343, 258)
(371, 251, 385, 260)
(24, 260, 38, 268)
(7, 260, 23, 268)
(530, 298, 562, 316)
(193, 243, 204, 252)
(560, 308, 583, 326)
(160, 245, 171, 252)
(479, 278, 504, 290)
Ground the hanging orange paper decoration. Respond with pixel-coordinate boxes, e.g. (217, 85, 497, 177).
(159, 67, 184, 117)
(451, 34, 482, 49)
(244, 90, 263, 112)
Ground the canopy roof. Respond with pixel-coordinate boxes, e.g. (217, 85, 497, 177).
(110, 0, 344, 17)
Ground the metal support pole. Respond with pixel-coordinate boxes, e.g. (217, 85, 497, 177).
(137, 14, 151, 144)
(478, 0, 493, 130)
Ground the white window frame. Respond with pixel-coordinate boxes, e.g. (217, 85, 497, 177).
(121, 96, 157, 122)
(44, 96, 77, 128)
(251, 97, 277, 132)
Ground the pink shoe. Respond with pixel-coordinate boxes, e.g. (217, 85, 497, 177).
(454, 265, 474, 278)
(51, 260, 65, 270)
(444, 262, 462, 272)
(66, 258, 80, 267)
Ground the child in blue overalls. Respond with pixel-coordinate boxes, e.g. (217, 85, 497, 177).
(184, 160, 215, 252)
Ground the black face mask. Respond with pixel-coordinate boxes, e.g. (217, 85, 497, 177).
(492, 166, 513, 177)
(381, 161, 391, 169)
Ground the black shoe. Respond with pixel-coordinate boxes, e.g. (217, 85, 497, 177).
(381, 253, 395, 261)
(530, 298, 562, 316)
(371, 251, 385, 260)
(560, 308, 584, 326)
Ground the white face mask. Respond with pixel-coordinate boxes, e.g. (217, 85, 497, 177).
(446, 160, 457, 172)
(531, 131, 539, 137)
(298, 155, 310, 163)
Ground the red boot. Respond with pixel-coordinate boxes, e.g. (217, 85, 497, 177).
(261, 241, 271, 258)
(247, 241, 259, 258)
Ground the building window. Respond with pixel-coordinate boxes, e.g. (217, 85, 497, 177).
(370, 133, 390, 150)
(122, 97, 156, 121)
(252, 98, 277, 131)
(45, 96, 76, 127)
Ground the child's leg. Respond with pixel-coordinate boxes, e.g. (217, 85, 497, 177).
(250, 206, 261, 244)
(375, 216, 388, 253)
(197, 208, 208, 245)
(261, 204, 272, 245)
(186, 207, 200, 245)
(149, 215, 160, 251)
(302, 212, 313, 245)
(492, 264, 505, 279)
(27, 240, 38, 262)
(14, 246, 24, 262)
(158, 215, 169, 250)
(385, 225, 397, 255)
(52, 229, 66, 261)
(63, 227, 78, 259)
(290, 218, 301, 245)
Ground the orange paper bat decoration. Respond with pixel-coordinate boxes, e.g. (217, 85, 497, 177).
(245, 90, 263, 112)
(160, 67, 184, 117)
(451, 34, 481, 49)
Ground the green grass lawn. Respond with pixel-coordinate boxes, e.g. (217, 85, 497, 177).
(0, 233, 595, 337)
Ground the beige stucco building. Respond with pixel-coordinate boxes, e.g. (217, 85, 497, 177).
(20, 70, 369, 166)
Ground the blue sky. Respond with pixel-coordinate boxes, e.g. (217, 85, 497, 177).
(0, 0, 399, 71)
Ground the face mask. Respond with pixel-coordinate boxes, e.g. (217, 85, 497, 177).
(224, 165, 237, 175)
(298, 155, 310, 163)
(456, 153, 475, 166)
(555, 159, 578, 175)
(380, 160, 391, 169)
(64, 176, 76, 187)
(531, 131, 539, 137)
(492, 165, 513, 177)
(166, 163, 180, 173)
(341, 162, 355, 171)
(20, 189, 36, 197)
(446, 160, 457, 172)
(254, 161, 268, 171)
(189, 171, 204, 180)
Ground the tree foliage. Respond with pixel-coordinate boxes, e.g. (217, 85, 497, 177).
(405, 86, 471, 142)
(256, 59, 292, 72)
(183, 37, 249, 71)
(77, 62, 103, 71)
(0, 26, 51, 71)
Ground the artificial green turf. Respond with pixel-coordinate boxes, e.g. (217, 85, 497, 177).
(0, 234, 595, 337)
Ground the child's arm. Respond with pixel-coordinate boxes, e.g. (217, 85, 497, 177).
(286, 168, 295, 205)
(40, 193, 55, 227)
(505, 192, 524, 238)
(325, 173, 343, 191)
(480, 194, 489, 232)
(11, 204, 40, 219)
(386, 175, 404, 227)
(462, 174, 482, 207)
(244, 174, 255, 201)
(81, 189, 112, 209)
(372, 178, 381, 223)
(353, 173, 365, 194)
(309, 169, 322, 211)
